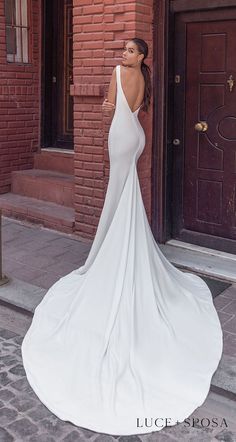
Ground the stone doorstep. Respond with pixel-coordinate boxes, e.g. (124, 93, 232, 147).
(0, 277, 235, 402)
(34, 150, 74, 175)
(11, 169, 74, 208)
(159, 242, 236, 283)
(0, 193, 75, 234)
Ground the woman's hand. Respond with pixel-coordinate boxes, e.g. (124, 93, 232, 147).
(102, 98, 116, 113)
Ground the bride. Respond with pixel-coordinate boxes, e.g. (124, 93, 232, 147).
(21, 38, 223, 436)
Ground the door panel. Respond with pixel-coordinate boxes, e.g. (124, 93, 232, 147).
(56, 0, 73, 146)
(172, 12, 236, 252)
(184, 21, 236, 239)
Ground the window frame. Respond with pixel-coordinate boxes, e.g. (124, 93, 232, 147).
(4, 0, 31, 64)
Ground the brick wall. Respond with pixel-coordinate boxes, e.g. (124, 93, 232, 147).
(0, 0, 154, 240)
(72, 0, 153, 239)
(0, 0, 40, 194)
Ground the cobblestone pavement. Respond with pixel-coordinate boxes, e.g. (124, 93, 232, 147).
(0, 305, 236, 442)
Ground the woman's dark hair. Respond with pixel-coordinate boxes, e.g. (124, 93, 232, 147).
(130, 38, 152, 113)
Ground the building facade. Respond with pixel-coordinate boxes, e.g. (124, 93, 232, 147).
(0, 0, 235, 254)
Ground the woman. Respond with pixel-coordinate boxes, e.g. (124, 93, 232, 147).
(21, 38, 223, 436)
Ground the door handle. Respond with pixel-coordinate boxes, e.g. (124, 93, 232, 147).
(194, 121, 208, 132)
(227, 75, 235, 93)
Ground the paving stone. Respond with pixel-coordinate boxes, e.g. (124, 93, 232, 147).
(0, 341, 15, 350)
(80, 427, 98, 439)
(144, 433, 178, 442)
(162, 422, 213, 441)
(9, 392, 37, 412)
(118, 436, 142, 442)
(27, 403, 52, 422)
(13, 347, 23, 357)
(224, 316, 236, 334)
(27, 388, 42, 400)
(1, 342, 17, 353)
(62, 430, 90, 441)
(0, 427, 14, 442)
(10, 377, 33, 393)
(0, 389, 15, 402)
(9, 363, 26, 377)
(214, 297, 234, 312)
(0, 372, 12, 387)
(215, 430, 236, 442)
(94, 436, 121, 442)
(32, 272, 61, 290)
(1, 355, 20, 367)
(7, 417, 38, 438)
(40, 417, 73, 438)
(28, 434, 56, 442)
(187, 433, 215, 442)
(0, 407, 18, 425)
(11, 335, 24, 345)
(0, 329, 18, 340)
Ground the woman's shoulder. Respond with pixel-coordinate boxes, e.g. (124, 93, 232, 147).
(111, 65, 120, 75)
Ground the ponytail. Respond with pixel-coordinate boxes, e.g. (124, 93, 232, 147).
(140, 61, 151, 113)
(130, 38, 152, 113)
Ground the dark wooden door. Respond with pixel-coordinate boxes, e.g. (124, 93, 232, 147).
(172, 11, 236, 252)
(42, 0, 73, 149)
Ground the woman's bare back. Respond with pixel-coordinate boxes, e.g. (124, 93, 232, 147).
(120, 65, 145, 113)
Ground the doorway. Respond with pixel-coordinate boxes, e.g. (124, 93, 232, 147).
(172, 9, 236, 253)
(42, 0, 73, 149)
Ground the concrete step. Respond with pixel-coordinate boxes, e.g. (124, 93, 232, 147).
(12, 169, 74, 207)
(0, 193, 75, 234)
(34, 149, 74, 174)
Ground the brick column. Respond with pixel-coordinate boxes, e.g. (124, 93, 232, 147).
(72, 0, 153, 240)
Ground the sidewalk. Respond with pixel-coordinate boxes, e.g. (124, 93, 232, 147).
(0, 216, 236, 440)
(1, 217, 92, 290)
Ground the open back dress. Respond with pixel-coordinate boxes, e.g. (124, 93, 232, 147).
(21, 64, 223, 436)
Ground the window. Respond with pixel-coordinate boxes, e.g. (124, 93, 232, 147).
(5, 0, 29, 63)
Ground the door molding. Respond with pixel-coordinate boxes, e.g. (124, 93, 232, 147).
(171, 0, 236, 13)
(151, 0, 172, 243)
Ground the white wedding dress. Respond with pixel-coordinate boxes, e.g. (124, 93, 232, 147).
(21, 64, 223, 436)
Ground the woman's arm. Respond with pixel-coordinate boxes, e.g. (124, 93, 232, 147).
(102, 67, 116, 115)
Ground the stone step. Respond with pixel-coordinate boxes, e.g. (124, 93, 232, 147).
(159, 240, 236, 283)
(0, 193, 75, 234)
(34, 149, 74, 174)
(11, 169, 74, 207)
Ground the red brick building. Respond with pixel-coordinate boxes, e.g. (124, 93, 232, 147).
(0, 0, 236, 254)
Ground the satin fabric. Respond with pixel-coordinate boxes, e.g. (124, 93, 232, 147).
(21, 64, 223, 436)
